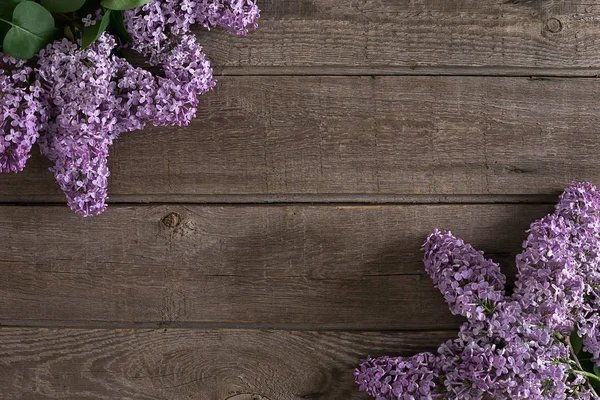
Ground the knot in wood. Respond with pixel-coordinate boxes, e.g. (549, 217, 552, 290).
(161, 212, 182, 229)
(224, 395, 271, 400)
(545, 18, 562, 33)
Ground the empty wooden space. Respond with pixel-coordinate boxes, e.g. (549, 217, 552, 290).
(1, 204, 553, 329)
(0, 0, 597, 399)
(0, 329, 455, 399)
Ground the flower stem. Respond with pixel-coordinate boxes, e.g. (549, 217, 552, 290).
(0, 17, 15, 28)
(573, 369, 600, 383)
(567, 335, 600, 398)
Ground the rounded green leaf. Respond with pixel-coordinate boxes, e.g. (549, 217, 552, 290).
(110, 10, 132, 42)
(81, 10, 110, 49)
(100, 0, 152, 10)
(40, 0, 86, 13)
(2, 1, 56, 60)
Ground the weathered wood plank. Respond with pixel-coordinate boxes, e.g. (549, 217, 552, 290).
(0, 328, 455, 400)
(1, 76, 599, 201)
(194, 0, 600, 73)
(0, 204, 551, 328)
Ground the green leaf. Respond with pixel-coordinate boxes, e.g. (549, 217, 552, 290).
(571, 330, 583, 355)
(81, 10, 110, 49)
(1, 1, 56, 59)
(594, 364, 600, 377)
(100, 0, 151, 10)
(40, 0, 86, 13)
(110, 10, 131, 42)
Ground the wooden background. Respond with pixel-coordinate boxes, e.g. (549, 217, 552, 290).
(1, 0, 600, 398)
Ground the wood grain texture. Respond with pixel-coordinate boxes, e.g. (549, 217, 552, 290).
(193, 0, 600, 73)
(3, 1, 598, 398)
(0, 328, 456, 400)
(1, 76, 600, 201)
(0, 203, 552, 328)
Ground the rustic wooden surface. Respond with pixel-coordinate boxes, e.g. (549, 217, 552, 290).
(1, 204, 554, 329)
(1, 0, 598, 398)
(3, 76, 600, 202)
(0, 329, 455, 399)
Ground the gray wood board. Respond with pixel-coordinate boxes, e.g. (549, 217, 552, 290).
(1, 76, 599, 202)
(192, 0, 600, 74)
(0, 204, 552, 329)
(0, 328, 457, 400)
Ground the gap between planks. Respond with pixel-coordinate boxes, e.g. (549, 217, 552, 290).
(0, 193, 559, 206)
(0, 320, 463, 332)
(214, 66, 600, 78)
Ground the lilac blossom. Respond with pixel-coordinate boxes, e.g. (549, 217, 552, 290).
(356, 182, 600, 399)
(0, 56, 46, 173)
(123, 0, 260, 56)
(36, 35, 158, 216)
(36, 37, 119, 216)
(121, 0, 260, 124)
(423, 230, 506, 321)
(516, 182, 600, 361)
(151, 34, 215, 127)
(355, 353, 444, 399)
(0, 0, 260, 216)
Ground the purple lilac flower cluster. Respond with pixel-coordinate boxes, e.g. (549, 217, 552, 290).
(356, 182, 600, 399)
(0, 56, 46, 173)
(35, 36, 159, 216)
(423, 231, 506, 322)
(0, 0, 259, 216)
(122, 0, 260, 126)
